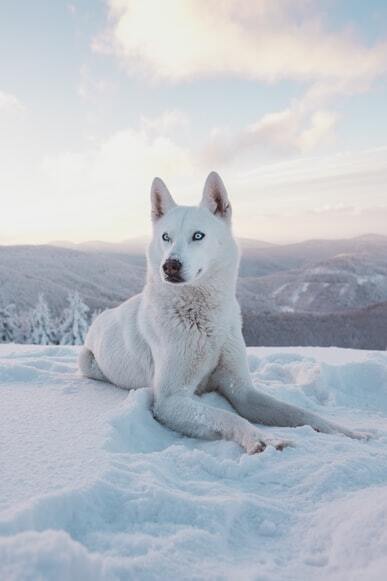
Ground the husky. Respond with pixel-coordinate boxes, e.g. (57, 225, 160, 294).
(79, 172, 366, 453)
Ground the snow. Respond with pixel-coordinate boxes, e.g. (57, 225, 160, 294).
(278, 306, 295, 313)
(272, 283, 288, 297)
(1, 344, 387, 580)
(357, 274, 385, 286)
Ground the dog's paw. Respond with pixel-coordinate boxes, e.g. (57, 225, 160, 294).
(345, 429, 372, 441)
(244, 433, 294, 454)
(266, 438, 295, 451)
(244, 436, 267, 455)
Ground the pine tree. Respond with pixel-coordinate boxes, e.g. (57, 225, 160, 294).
(0, 304, 17, 343)
(13, 310, 34, 344)
(59, 292, 90, 345)
(30, 294, 56, 345)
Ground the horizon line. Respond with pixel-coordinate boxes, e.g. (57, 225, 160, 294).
(1, 232, 387, 250)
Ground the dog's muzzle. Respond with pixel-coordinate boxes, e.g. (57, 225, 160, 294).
(162, 258, 184, 283)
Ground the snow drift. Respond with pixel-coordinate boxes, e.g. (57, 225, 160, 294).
(1, 345, 387, 580)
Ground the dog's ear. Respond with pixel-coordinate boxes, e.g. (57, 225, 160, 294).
(151, 177, 176, 221)
(200, 172, 231, 222)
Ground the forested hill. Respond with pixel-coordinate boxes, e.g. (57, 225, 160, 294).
(1, 234, 387, 349)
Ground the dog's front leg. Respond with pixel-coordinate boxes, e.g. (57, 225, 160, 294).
(152, 362, 287, 454)
(214, 333, 367, 440)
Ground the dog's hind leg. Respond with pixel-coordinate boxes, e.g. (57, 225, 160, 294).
(152, 360, 291, 453)
(213, 333, 368, 440)
(78, 346, 108, 382)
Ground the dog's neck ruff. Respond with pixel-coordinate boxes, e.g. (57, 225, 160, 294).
(144, 261, 238, 332)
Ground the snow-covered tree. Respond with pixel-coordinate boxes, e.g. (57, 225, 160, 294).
(11, 309, 32, 344)
(59, 292, 90, 345)
(0, 304, 17, 343)
(30, 294, 56, 345)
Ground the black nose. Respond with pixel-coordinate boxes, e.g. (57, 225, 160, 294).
(163, 258, 182, 277)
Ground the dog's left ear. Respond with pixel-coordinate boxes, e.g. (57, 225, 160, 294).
(200, 172, 231, 223)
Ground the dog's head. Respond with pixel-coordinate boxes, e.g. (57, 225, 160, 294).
(147, 172, 238, 286)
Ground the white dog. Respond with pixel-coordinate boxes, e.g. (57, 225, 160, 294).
(79, 172, 365, 453)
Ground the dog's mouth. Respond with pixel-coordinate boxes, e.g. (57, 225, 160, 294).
(164, 274, 185, 284)
(162, 268, 203, 285)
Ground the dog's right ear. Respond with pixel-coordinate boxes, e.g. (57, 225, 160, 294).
(150, 177, 176, 222)
(200, 171, 231, 223)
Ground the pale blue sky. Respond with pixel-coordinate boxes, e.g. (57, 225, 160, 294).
(1, 1, 387, 243)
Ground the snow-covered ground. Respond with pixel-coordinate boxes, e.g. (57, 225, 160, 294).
(1, 344, 387, 580)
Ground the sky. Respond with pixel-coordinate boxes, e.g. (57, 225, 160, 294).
(1, 0, 387, 244)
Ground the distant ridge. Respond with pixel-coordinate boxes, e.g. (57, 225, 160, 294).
(1, 233, 387, 350)
(49, 237, 278, 254)
(50, 237, 149, 254)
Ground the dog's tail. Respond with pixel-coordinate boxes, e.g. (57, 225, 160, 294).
(78, 346, 107, 382)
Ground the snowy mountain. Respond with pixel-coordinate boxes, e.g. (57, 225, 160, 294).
(238, 252, 387, 315)
(2, 235, 387, 315)
(1, 234, 387, 349)
(243, 301, 387, 349)
(0, 245, 145, 315)
(1, 344, 386, 579)
(238, 233, 387, 277)
(50, 236, 149, 255)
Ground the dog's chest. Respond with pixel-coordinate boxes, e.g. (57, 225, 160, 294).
(169, 289, 225, 340)
(172, 300, 214, 337)
(143, 286, 231, 362)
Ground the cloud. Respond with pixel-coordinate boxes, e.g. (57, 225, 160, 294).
(78, 65, 117, 102)
(140, 110, 189, 136)
(40, 124, 193, 196)
(203, 85, 339, 163)
(0, 116, 196, 243)
(93, 2, 386, 163)
(232, 146, 387, 193)
(297, 111, 337, 151)
(1, 97, 386, 245)
(94, 0, 387, 83)
(203, 146, 387, 240)
(0, 91, 23, 112)
(91, 1, 387, 165)
(237, 204, 387, 243)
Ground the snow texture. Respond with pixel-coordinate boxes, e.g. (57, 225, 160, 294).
(1, 344, 387, 580)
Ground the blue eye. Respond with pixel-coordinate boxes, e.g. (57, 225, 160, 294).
(192, 231, 205, 241)
(162, 232, 170, 242)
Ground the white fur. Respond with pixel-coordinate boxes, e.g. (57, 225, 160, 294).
(80, 172, 367, 453)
